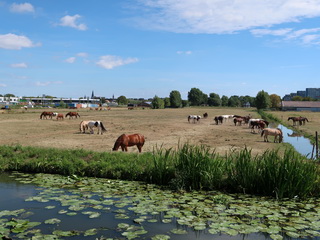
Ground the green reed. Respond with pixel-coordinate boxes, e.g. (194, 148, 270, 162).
(0, 144, 319, 198)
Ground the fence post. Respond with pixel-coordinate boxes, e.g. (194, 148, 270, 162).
(316, 131, 319, 159)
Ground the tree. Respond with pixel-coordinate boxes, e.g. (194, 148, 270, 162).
(207, 93, 221, 106)
(164, 97, 171, 108)
(169, 90, 182, 108)
(221, 95, 229, 106)
(270, 94, 281, 109)
(151, 95, 164, 109)
(240, 95, 255, 107)
(117, 95, 128, 105)
(4, 93, 15, 97)
(291, 96, 303, 101)
(255, 90, 271, 110)
(228, 95, 241, 107)
(188, 88, 207, 106)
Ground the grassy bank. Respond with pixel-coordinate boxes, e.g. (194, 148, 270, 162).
(0, 144, 319, 199)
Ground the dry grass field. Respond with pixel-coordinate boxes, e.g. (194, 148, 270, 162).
(0, 107, 301, 155)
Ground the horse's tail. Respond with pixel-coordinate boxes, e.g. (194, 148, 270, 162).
(77, 113, 80, 117)
(79, 121, 83, 132)
(100, 122, 107, 132)
(306, 118, 309, 122)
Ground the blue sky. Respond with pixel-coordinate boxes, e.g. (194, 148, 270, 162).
(1, 0, 320, 99)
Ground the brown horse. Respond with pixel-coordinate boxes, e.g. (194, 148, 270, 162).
(65, 112, 80, 119)
(40, 111, 53, 119)
(112, 134, 145, 153)
(214, 116, 223, 125)
(203, 112, 208, 118)
(56, 113, 64, 120)
(261, 128, 283, 143)
(233, 117, 244, 126)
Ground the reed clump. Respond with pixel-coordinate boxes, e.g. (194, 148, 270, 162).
(0, 144, 319, 199)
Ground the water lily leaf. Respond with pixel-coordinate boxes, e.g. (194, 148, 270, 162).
(162, 219, 172, 223)
(89, 212, 101, 218)
(84, 228, 98, 236)
(134, 218, 145, 224)
(270, 234, 283, 240)
(286, 231, 300, 238)
(53, 230, 80, 237)
(170, 228, 188, 234)
(44, 218, 61, 224)
(118, 223, 130, 229)
(151, 234, 170, 240)
(45, 206, 56, 209)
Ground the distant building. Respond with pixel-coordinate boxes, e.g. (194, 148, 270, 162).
(284, 88, 320, 100)
(281, 101, 320, 112)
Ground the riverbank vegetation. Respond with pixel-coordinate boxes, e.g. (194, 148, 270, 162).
(0, 144, 319, 199)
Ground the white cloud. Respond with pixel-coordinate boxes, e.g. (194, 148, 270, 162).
(0, 33, 38, 50)
(35, 81, 63, 87)
(59, 15, 87, 31)
(64, 57, 76, 63)
(177, 50, 192, 55)
(136, 0, 320, 34)
(10, 2, 35, 13)
(0, 83, 7, 87)
(251, 27, 320, 44)
(77, 52, 88, 57)
(96, 55, 139, 69)
(10, 62, 28, 68)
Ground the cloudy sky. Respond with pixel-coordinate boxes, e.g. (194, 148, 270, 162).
(1, 0, 320, 99)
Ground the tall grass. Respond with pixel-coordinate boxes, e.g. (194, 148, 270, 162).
(0, 144, 319, 199)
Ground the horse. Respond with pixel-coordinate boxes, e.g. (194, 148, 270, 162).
(40, 111, 53, 119)
(65, 112, 80, 119)
(288, 117, 301, 126)
(261, 128, 283, 143)
(250, 120, 266, 133)
(221, 115, 234, 122)
(214, 116, 224, 125)
(298, 117, 309, 125)
(112, 133, 145, 153)
(203, 112, 208, 118)
(56, 113, 64, 120)
(188, 115, 201, 123)
(79, 120, 107, 134)
(233, 117, 244, 126)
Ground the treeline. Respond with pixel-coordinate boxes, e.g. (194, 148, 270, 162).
(148, 88, 282, 109)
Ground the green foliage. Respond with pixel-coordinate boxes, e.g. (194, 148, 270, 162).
(207, 93, 221, 106)
(228, 95, 241, 107)
(221, 95, 229, 106)
(0, 144, 319, 199)
(117, 95, 128, 105)
(163, 97, 171, 108)
(270, 94, 281, 109)
(169, 90, 182, 108)
(187, 88, 207, 106)
(151, 95, 165, 109)
(255, 90, 271, 110)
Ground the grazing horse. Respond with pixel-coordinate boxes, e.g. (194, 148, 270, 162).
(288, 117, 301, 126)
(40, 111, 53, 119)
(261, 128, 283, 143)
(79, 120, 107, 134)
(221, 115, 234, 122)
(203, 112, 208, 118)
(188, 115, 201, 123)
(65, 112, 80, 119)
(214, 116, 224, 125)
(250, 120, 266, 133)
(112, 133, 145, 153)
(298, 117, 309, 125)
(233, 117, 244, 126)
(56, 113, 64, 120)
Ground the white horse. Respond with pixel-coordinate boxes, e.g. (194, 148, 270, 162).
(188, 115, 201, 123)
(80, 120, 107, 134)
(221, 115, 234, 122)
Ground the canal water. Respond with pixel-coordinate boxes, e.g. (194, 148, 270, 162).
(271, 124, 314, 157)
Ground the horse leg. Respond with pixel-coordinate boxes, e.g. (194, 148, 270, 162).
(137, 145, 142, 153)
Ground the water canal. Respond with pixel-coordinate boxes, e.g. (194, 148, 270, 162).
(1, 172, 320, 239)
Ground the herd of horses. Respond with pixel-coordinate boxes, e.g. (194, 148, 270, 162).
(39, 111, 145, 153)
(38, 110, 310, 152)
(188, 113, 309, 144)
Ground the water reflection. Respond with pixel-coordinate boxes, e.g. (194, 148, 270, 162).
(270, 123, 314, 157)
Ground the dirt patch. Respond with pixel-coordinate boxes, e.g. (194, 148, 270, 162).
(0, 108, 283, 155)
